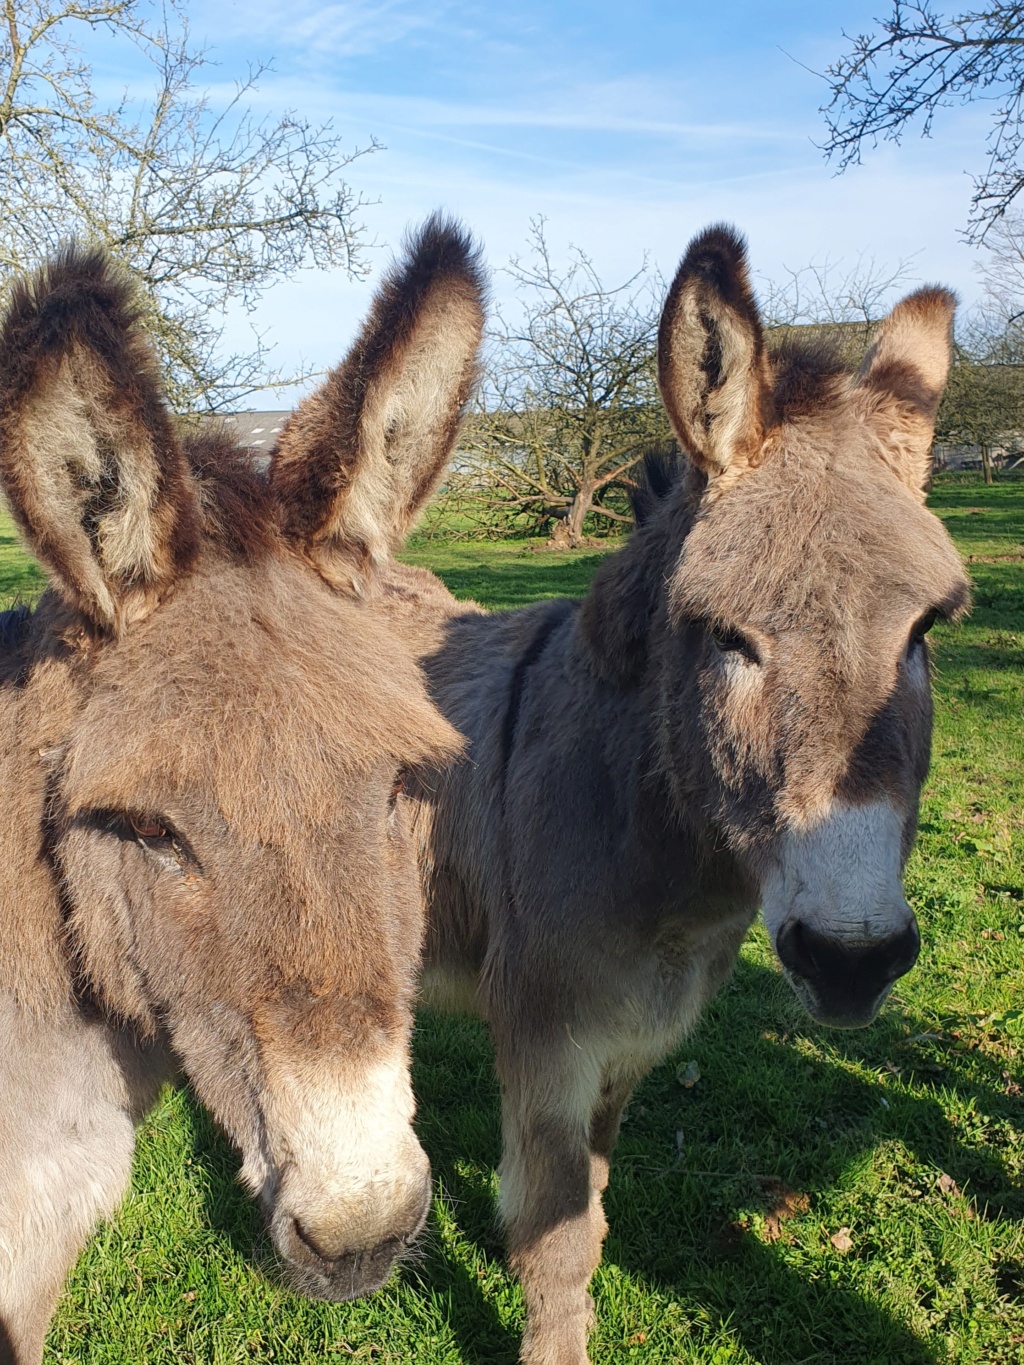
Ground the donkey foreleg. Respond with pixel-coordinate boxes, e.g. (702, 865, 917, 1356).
(587, 1073, 636, 1195)
(0, 1005, 166, 1365)
(497, 1042, 610, 1365)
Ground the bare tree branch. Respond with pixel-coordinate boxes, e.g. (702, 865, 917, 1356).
(446, 219, 670, 546)
(821, 2, 1024, 240)
(0, 0, 377, 409)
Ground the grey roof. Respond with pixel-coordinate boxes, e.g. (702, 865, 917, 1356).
(203, 410, 291, 451)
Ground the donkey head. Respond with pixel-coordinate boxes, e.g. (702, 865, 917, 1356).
(0, 218, 483, 1294)
(652, 226, 969, 1028)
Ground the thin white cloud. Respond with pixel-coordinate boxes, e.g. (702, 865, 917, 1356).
(215, 141, 984, 399)
(197, 0, 459, 58)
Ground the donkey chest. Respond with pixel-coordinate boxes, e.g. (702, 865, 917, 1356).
(621, 898, 756, 1046)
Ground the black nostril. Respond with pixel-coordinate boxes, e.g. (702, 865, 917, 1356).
(776, 918, 818, 979)
(887, 918, 921, 981)
(776, 915, 922, 993)
(292, 1218, 336, 1264)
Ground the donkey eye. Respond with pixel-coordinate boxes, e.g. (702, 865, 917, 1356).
(708, 624, 760, 664)
(909, 609, 939, 650)
(129, 814, 170, 842)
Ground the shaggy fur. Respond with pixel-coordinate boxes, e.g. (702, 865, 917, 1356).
(394, 226, 971, 1365)
(272, 214, 485, 590)
(0, 222, 483, 1364)
(0, 247, 199, 631)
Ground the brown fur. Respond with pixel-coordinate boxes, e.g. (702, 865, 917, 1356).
(392, 226, 970, 1365)
(0, 222, 484, 1363)
(272, 214, 485, 591)
(0, 247, 199, 631)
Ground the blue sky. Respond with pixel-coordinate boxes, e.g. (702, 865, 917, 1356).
(91, 1, 996, 392)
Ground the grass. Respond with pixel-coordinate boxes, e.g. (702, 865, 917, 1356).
(10, 477, 1020, 1364)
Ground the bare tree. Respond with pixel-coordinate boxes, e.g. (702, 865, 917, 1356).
(821, 1, 1024, 240)
(449, 220, 669, 547)
(935, 222, 1024, 479)
(0, 0, 376, 409)
(975, 211, 1024, 347)
(758, 252, 917, 342)
(937, 342, 1024, 481)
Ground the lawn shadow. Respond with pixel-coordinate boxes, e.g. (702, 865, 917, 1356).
(410, 1009, 517, 1364)
(180, 1091, 264, 1262)
(598, 956, 1020, 1362)
(407, 955, 1021, 1365)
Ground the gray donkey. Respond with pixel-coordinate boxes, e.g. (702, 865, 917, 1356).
(274, 222, 970, 1365)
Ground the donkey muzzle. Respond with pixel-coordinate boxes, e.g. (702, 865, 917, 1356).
(270, 1168, 432, 1300)
(775, 916, 921, 1028)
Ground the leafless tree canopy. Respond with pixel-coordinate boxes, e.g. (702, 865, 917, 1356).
(935, 213, 1024, 477)
(822, 1, 1024, 240)
(759, 252, 918, 353)
(446, 220, 670, 547)
(0, 0, 376, 409)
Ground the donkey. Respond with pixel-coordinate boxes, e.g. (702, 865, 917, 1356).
(0, 217, 484, 1364)
(375, 226, 970, 1364)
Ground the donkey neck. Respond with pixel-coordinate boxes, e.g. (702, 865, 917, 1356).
(494, 579, 751, 926)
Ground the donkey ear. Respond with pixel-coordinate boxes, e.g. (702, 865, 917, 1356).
(853, 287, 956, 497)
(658, 225, 772, 485)
(271, 214, 485, 590)
(0, 246, 199, 632)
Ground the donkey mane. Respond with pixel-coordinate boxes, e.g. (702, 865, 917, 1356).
(628, 441, 682, 526)
(185, 434, 279, 563)
(769, 334, 850, 418)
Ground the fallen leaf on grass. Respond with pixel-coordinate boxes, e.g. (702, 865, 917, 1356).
(676, 1059, 700, 1088)
(936, 1171, 977, 1216)
(830, 1227, 853, 1254)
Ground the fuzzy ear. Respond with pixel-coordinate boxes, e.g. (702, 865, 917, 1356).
(853, 287, 956, 497)
(0, 245, 199, 631)
(271, 214, 485, 589)
(658, 225, 772, 486)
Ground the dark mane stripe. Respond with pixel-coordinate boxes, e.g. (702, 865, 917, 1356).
(499, 600, 576, 804)
(0, 603, 31, 652)
(629, 442, 682, 526)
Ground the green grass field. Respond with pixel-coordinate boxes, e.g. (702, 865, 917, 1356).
(6, 479, 1021, 1364)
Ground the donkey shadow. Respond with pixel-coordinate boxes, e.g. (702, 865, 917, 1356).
(185, 955, 1019, 1365)
(405, 956, 1020, 1365)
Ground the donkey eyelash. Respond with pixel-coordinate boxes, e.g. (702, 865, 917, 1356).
(83, 809, 201, 870)
(707, 623, 760, 665)
(909, 608, 941, 649)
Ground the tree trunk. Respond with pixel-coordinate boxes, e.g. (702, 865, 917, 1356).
(982, 444, 994, 485)
(550, 486, 593, 549)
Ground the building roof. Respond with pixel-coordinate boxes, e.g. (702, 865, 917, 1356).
(204, 410, 291, 451)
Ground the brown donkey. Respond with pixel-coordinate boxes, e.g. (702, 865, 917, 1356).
(381, 227, 970, 1364)
(0, 218, 483, 1363)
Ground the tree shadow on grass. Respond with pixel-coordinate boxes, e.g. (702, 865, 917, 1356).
(406, 956, 1020, 1365)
